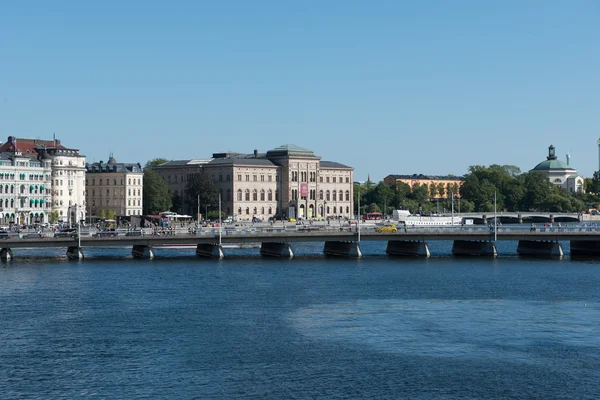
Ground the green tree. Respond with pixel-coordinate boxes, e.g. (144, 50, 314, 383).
(522, 171, 554, 211)
(588, 171, 600, 195)
(99, 209, 106, 220)
(185, 173, 218, 218)
(50, 210, 59, 223)
(429, 184, 437, 200)
(145, 158, 169, 170)
(409, 184, 429, 203)
(143, 169, 172, 215)
(107, 210, 115, 220)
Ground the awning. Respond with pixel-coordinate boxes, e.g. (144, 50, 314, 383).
(35, 199, 39, 204)
(40, 185, 44, 191)
(30, 185, 34, 191)
(40, 199, 44, 204)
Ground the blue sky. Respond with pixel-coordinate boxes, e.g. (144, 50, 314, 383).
(1, 1, 599, 181)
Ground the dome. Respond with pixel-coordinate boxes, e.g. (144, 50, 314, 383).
(107, 154, 117, 165)
(531, 145, 574, 172)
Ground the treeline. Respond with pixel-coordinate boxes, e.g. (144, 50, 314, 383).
(356, 165, 591, 215)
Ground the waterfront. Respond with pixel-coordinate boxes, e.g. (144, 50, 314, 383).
(1, 242, 600, 399)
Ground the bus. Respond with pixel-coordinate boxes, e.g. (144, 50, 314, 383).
(363, 212, 383, 220)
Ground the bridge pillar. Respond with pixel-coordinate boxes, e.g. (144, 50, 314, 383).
(570, 241, 600, 257)
(452, 240, 497, 257)
(67, 246, 84, 260)
(482, 215, 487, 225)
(260, 242, 294, 258)
(549, 214, 555, 223)
(132, 245, 154, 259)
(517, 240, 563, 258)
(0, 248, 13, 262)
(518, 213, 523, 224)
(323, 241, 362, 257)
(386, 241, 430, 257)
(196, 244, 224, 259)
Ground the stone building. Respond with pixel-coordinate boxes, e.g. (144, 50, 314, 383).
(0, 136, 86, 224)
(85, 155, 144, 219)
(154, 144, 354, 221)
(531, 145, 584, 194)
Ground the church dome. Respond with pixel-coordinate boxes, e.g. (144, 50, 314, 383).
(531, 145, 574, 172)
(107, 154, 117, 165)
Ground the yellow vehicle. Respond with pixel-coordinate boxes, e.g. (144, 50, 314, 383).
(376, 224, 397, 233)
(288, 218, 296, 223)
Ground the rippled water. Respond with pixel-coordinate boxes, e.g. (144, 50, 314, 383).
(1, 242, 600, 399)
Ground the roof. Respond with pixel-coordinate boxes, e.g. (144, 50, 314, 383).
(531, 159, 574, 171)
(266, 144, 317, 158)
(86, 161, 143, 173)
(0, 136, 67, 157)
(319, 161, 353, 169)
(156, 159, 212, 168)
(207, 158, 277, 167)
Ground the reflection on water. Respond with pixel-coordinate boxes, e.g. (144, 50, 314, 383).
(289, 299, 600, 362)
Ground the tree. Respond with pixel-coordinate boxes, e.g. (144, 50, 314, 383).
(99, 209, 106, 220)
(50, 210, 59, 223)
(588, 171, 600, 195)
(185, 173, 218, 217)
(143, 169, 172, 215)
(107, 210, 115, 220)
(145, 158, 169, 170)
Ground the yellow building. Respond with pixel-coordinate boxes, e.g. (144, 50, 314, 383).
(383, 174, 463, 199)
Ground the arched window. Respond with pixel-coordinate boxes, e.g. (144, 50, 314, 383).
(245, 190, 250, 201)
(346, 206, 350, 214)
(237, 189, 242, 201)
(99, 179, 103, 185)
(245, 207, 250, 215)
(332, 191, 337, 201)
(326, 190, 330, 201)
(253, 207, 257, 214)
(260, 189, 265, 201)
(268, 207, 272, 214)
(253, 190, 258, 201)
(339, 190, 343, 201)
(319, 190, 323, 200)
(261, 207, 265, 214)
(268, 190, 273, 201)
(345, 191, 350, 201)
(238, 207, 242, 214)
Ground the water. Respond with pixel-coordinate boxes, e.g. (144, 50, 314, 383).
(1, 242, 600, 399)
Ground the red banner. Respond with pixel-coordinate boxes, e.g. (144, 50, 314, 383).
(300, 183, 308, 197)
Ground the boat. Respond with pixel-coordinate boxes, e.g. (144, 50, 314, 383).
(153, 243, 260, 250)
(392, 210, 463, 226)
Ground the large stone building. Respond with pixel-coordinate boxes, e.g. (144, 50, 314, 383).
(383, 174, 463, 199)
(85, 155, 144, 219)
(531, 145, 584, 194)
(0, 136, 86, 224)
(155, 145, 354, 221)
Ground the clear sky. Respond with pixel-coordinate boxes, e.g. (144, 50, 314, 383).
(1, 1, 598, 181)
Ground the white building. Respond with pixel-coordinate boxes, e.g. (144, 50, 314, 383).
(531, 145, 584, 194)
(0, 136, 86, 224)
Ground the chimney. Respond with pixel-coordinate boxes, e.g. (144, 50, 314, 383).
(254, 149, 258, 158)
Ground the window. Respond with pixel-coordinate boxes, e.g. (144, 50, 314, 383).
(345, 191, 350, 201)
(245, 190, 250, 201)
(333, 191, 337, 201)
(261, 175, 264, 182)
(326, 191, 330, 201)
(227, 189, 231, 201)
(219, 174, 223, 182)
(253, 175, 257, 182)
(339, 190, 343, 201)
(319, 190, 323, 200)
(326, 177, 330, 183)
(260, 190, 265, 201)
(268, 190, 273, 201)
(346, 177, 349, 183)
(246, 175, 250, 181)
(238, 174, 242, 181)
(252, 190, 257, 201)
(237, 189, 242, 201)
(268, 175, 272, 182)
(333, 177, 337, 183)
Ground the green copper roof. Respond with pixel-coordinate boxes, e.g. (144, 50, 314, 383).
(266, 144, 316, 158)
(531, 159, 573, 171)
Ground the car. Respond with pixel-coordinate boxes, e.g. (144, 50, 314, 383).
(0, 230, 10, 239)
(288, 218, 296, 223)
(376, 224, 398, 233)
(54, 228, 78, 238)
(93, 228, 118, 238)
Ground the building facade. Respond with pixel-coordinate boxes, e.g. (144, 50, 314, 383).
(85, 155, 144, 219)
(0, 136, 86, 224)
(531, 145, 584, 194)
(155, 145, 354, 221)
(383, 174, 464, 198)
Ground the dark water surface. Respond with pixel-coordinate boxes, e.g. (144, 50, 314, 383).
(1, 242, 600, 399)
